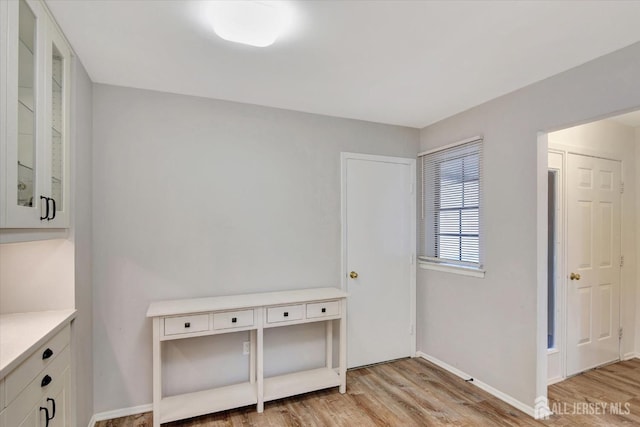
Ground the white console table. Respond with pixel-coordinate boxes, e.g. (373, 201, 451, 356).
(146, 287, 348, 426)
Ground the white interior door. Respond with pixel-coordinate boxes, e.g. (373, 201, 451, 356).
(342, 153, 415, 369)
(566, 153, 621, 376)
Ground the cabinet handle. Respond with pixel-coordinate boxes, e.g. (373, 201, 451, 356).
(48, 197, 56, 220)
(47, 397, 56, 419)
(232, 317, 237, 323)
(39, 406, 50, 427)
(284, 312, 289, 317)
(42, 348, 54, 360)
(41, 374, 52, 387)
(40, 196, 49, 221)
(321, 308, 326, 313)
(184, 322, 190, 328)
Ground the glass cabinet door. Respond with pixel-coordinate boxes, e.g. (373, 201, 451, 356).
(46, 22, 71, 225)
(1, 0, 71, 229)
(50, 42, 63, 212)
(17, 0, 37, 209)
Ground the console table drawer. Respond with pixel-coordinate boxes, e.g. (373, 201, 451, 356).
(266, 305, 304, 323)
(164, 314, 209, 336)
(213, 310, 254, 330)
(306, 300, 340, 319)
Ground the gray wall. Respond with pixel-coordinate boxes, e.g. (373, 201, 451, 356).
(417, 42, 640, 410)
(91, 84, 419, 412)
(72, 59, 94, 427)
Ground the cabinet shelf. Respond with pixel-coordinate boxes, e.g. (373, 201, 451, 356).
(18, 98, 34, 113)
(264, 368, 341, 402)
(159, 382, 257, 424)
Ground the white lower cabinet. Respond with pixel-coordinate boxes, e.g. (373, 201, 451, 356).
(1, 327, 71, 427)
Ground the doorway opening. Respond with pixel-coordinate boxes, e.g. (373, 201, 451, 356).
(542, 109, 639, 390)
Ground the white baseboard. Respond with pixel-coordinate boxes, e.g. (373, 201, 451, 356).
(88, 403, 152, 427)
(622, 352, 638, 361)
(416, 351, 540, 419)
(547, 376, 564, 386)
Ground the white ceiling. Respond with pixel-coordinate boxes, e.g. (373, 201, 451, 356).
(46, 0, 640, 128)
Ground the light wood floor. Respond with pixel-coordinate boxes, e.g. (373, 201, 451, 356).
(96, 357, 640, 426)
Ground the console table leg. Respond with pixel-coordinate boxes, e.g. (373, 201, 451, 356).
(250, 330, 257, 384)
(257, 325, 264, 412)
(326, 321, 333, 369)
(152, 318, 162, 427)
(339, 300, 347, 394)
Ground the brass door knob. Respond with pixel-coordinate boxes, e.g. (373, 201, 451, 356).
(349, 271, 358, 279)
(570, 272, 581, 281)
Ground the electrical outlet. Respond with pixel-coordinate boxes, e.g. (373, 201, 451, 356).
(243, 341, 250, 355)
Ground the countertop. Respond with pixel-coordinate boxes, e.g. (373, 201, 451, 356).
(0, 309, 76, 379)
(147, 287, 348, 317)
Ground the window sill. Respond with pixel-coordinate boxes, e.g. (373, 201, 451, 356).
(418, 260, 485, 278)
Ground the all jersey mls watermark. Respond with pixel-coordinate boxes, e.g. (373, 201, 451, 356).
(549, 401, 631, 416)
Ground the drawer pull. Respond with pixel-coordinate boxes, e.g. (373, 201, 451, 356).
(232, 317, 237, 323)
(321, 308, 326, 313)
(284, 312, 289, 317)
(40, 406, 50, 427)
(47, 397, 56, 419)
(184, 322, 191, 328)
(42, 348, 54, 360)
(41, 374, 52, 387)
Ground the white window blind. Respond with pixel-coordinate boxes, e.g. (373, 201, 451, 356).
(419, 137, 483, 267)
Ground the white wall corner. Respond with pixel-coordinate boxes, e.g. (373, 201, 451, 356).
(415, 352, 537, 418)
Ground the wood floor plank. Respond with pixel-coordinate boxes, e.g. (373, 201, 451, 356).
(100, 357, 640, 426)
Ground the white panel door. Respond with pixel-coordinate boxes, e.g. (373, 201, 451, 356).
(343, 154, 415, 368)
(566, 153, 621, 376)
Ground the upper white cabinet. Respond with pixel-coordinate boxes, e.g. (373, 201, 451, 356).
(0, 0, 71, 229)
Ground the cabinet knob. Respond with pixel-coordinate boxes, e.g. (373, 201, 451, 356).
(232, 317, 237, 323)
(42, 348, 54, 360)
(184, 322, 191, 328)
(284, 312, 289, 317)
(41, 374, 52, 387)
(321, 308, 326, 313)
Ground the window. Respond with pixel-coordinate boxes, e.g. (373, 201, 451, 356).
(419, 137, 483, 272)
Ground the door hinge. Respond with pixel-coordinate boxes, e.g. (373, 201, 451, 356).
(620, 255, 625, 267)
(619, 327, 623, 340)
(620, 182, 624, 194)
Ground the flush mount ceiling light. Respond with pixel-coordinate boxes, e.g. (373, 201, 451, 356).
(210, 1, 291, 47)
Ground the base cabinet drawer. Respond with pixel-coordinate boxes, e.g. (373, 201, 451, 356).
(4, 347, 70, 427)
(164, 314, 209, 336)
(213, 310, 254, 330)
(5, 326, 70, 405)
(266, 305, 304, 323)
(306, 301, 340, 318)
